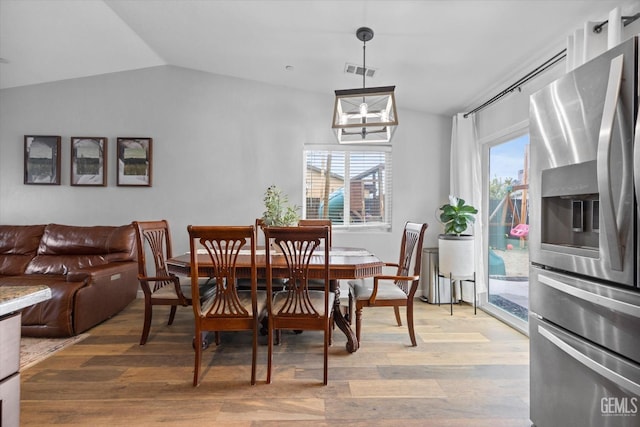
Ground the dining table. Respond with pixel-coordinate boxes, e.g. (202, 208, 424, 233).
(166, 246, 383, 353)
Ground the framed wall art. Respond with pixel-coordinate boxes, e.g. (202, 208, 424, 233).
(117, 137, 152, 187)
(24, 135, 61, 185)
(71, 137, 107, 186)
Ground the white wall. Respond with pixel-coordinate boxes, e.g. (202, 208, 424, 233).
(0, 65, 450, 262)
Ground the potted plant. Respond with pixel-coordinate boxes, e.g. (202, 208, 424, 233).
(262, 185, 300, 226)
(438, 195, 478, 279)
(439, 195, 478, 236)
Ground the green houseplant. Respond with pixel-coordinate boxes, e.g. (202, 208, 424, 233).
(439, 195, 478, 236)
(438, 195, 478, 282)
(262, 185, 300, 226)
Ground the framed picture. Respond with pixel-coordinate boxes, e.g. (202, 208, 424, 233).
(117, 137, 152, 187)
(24, 135, 61, 185)
(70, 137, 107, 186)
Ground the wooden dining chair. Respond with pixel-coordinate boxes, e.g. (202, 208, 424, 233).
(255, 218, 265, 243)
(351, 221, 428, 347)
(187, 225, 267, 386)
(133, 220, 215, 345)
(251, 217, 286, 294)
(264, 225, 333, 385)
(298, 219, 332, 247)
(298, 218, 352, 324)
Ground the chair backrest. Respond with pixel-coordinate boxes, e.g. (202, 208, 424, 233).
(187, 225, 256, 318)
(132, 219, 176, 292)
(255, 218, 265, 247)
(298, 219, 332, 248)
(264, 225, 330, 317)
(395, 222, 428, 293)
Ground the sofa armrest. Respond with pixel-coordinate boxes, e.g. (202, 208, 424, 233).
(65, 271, 89, 283)
(72, 261, 138, 335)
(67, 262, 136, 284)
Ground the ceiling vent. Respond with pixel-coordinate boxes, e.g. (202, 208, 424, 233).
(344, 63, 376, 78)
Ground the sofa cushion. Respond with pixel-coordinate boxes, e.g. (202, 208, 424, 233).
(0, 225, 45, 275)
(26, 224, 136, 275)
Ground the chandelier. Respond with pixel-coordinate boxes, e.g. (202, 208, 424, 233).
(332, 27, 398, 144)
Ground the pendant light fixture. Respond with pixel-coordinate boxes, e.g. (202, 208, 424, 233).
(332, 27, 398, 144)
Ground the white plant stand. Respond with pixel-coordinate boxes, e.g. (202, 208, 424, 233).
(437, 234, 477, 315)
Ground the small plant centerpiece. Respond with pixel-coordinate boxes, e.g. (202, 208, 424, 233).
(438, 195, 478, 279)
(262, 185, 300, 226)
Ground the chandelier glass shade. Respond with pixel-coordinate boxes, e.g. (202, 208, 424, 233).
(332, 27, 398, 144)
(332, 86, 398, 143)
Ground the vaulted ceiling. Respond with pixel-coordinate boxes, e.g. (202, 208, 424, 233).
(0, 0, 637, 116)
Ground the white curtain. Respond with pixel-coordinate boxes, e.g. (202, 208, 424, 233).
(567, 6, 627, 71)
(449, 113, 486, 297)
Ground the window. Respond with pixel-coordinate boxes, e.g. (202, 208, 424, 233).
(303, 145, 392, 229)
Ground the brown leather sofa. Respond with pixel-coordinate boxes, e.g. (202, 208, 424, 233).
(0, 223, 138, 337)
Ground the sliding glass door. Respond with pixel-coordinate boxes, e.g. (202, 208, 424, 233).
(487, 134, 529, 323)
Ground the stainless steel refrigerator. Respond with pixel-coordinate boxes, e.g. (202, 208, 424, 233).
(529, 35, 640, 427)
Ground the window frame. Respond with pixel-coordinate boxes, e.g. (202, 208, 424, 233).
(480, 119, 530, 335)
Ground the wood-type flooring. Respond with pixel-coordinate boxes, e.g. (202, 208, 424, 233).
(20, 298, 531, 426)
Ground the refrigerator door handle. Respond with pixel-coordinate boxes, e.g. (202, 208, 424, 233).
(634, 63, 640, 217)
(538, 273, 640, 317)
(597, 54, 625, 271)
(538, 325, 640, 396)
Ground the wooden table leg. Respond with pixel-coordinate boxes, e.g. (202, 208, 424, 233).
(332, 280, 358, 353)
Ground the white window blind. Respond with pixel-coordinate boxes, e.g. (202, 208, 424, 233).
(303, 145, 392, 229)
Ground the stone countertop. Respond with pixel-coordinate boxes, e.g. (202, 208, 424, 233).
(0, 286, 51, 317)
